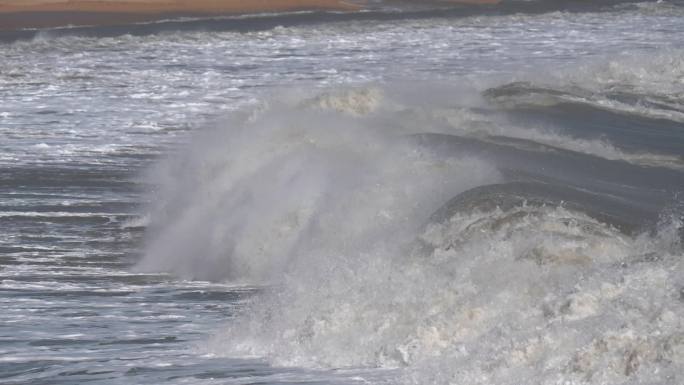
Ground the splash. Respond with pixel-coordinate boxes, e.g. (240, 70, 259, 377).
(138, 85, 684, 384)
(213, 192, 683, 385)
(136, 86, 500, 282)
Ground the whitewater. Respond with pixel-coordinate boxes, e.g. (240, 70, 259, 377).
(1, 1, 684, 384)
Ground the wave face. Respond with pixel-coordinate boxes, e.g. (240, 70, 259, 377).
(139, 75, 684, 384)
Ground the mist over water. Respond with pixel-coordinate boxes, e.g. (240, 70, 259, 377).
(137, 87, 501, 282)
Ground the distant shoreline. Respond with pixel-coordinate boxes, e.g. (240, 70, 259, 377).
(0, 0, 499, 31)
(0, 0, 361, 31)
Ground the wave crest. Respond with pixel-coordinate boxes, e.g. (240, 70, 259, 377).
(213, 184, 682, 384)
(137, 84, 683, 384)
(136, 86, 499, 282)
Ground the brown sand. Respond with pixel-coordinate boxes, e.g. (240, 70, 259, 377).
(0, 0, 499, 31)
(0, 0, 363, 30)
(0, 0, 363, 14)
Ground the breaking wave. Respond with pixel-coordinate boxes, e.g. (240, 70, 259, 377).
(136, 86, 500, 282)
(138, 76, 683, 384)
(213, 185, 682, 385)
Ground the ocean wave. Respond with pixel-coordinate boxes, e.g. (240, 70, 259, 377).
(484, 49, 684, 123)
(485, 81, 684, 125)
(474, 50, 684, 169)
(212, 181, 682, 384)
(137, 83, 683, 384)
(137, 83, 684, 280)
(431, 105, 684, 171)
(136, 87, 500, 282)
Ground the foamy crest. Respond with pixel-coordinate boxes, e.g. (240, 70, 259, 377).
(301, 87, 385, 116)
(140, 85, 683, 385)
(215, 201, 683, 385)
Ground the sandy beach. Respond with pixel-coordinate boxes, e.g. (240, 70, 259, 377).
(0, 0, 363, 30)
(0, 0, 499, 31)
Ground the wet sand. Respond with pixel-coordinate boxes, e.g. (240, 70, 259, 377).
(0, 0, 499, 31)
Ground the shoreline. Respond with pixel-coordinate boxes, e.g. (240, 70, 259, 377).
(0, 0, 500, 31)
(0, 0, 363, 31)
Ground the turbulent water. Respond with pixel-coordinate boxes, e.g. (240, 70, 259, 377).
(2, 1, 684, 384)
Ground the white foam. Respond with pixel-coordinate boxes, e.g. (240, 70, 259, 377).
(212, 204, 683, 385)
(133, 87, 684, 384)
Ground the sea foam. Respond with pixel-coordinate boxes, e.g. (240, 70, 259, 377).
(138, 85, 683, 385)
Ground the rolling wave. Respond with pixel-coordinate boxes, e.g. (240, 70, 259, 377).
(213, 179, 683, 384)
(137, 51, 683, 384)
(137, 77, 684, 278)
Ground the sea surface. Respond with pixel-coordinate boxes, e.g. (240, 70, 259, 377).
(1, 1, 684, 384)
